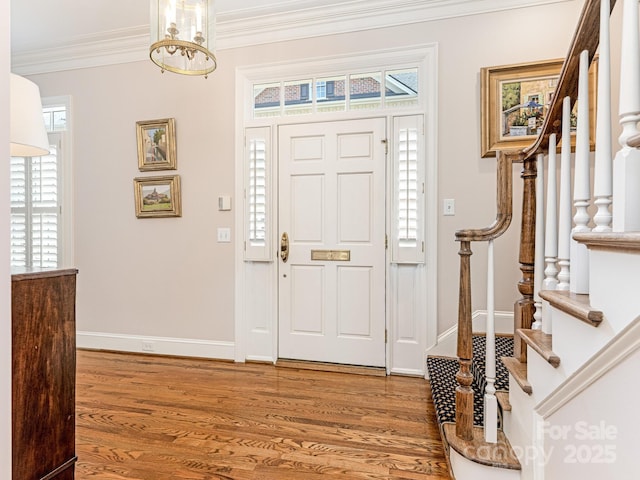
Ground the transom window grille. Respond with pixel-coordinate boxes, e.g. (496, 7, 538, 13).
(253, 67, 418, 118)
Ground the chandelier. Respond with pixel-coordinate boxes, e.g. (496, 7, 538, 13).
(150, 0, 217, 78)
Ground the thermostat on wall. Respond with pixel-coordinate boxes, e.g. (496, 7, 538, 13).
(218, 195, 231, 211)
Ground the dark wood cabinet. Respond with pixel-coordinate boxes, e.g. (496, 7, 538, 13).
(12, 268, 78, 480)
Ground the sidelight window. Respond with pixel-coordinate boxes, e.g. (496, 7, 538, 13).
(244, 126, 272, 260)
(392, 115, 425, 264)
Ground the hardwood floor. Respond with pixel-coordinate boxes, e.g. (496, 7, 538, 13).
(75, 350, 451, 479)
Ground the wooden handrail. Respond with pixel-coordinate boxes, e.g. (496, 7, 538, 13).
(452, 150, 515, 441)
(455, 150, 516, 242)
(524, 0, 616, 160)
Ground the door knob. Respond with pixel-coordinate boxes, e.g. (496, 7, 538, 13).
(280, 232, 289, 263)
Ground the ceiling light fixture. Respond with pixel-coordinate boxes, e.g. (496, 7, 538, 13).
(150, 0, 217, 78)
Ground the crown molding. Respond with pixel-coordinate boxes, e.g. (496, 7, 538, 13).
(12, 26, 149, 76)
(11, 0, 572, 75)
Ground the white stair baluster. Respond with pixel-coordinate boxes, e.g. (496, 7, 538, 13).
(533, 153, 545, 330)
(593, 0, 613, 232)
(543, 134, 558, 335)
(613, 0, 640, 232)
(557, 97, 572, 291)
(570, 50, 591, 295)
(484, 239, 497, 444)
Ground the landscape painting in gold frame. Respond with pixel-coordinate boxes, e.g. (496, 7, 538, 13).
(136, 118, 177, 171)
(134, 175, 182, 218)
(480, 58, 597, 158)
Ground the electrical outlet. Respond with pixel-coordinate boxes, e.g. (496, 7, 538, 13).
(217, 227, 231, 242)
(142, 340, 155, 352)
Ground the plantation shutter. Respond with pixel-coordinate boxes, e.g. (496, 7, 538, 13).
(10, 133, 61, 268)
(244, 126, 272, 261)
(392, 115, 425, 264)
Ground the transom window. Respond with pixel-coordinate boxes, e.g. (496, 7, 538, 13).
(253, 67, 418, 118)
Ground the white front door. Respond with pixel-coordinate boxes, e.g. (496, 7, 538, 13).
(278, 118, 387, 367)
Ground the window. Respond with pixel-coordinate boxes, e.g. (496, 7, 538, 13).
(385, 68, 419, 108)
(284, 79, 313, 116)
(392, 115, 425, 264)
(10, 101, 69, 268)
(316, 80, 327, 100)
(253, 68, 418, 118)
(244, 126, 272, 260)
(316, 76, 346, 113)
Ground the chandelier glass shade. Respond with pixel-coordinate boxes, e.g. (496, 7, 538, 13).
(150, 0, 217, 77)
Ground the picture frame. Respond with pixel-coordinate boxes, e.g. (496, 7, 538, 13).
(136, 118, 177, 170)
(480, 58, 597, 158)
(133, 175, 182, 218)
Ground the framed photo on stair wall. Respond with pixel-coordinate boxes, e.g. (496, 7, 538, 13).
(136, 118, 177, 170)
(480, 58, 597, 158)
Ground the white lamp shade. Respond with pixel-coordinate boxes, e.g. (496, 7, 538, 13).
(10, 73, 50, 157)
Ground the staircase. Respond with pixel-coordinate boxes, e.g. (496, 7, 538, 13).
(427, 335, 517, 471)
(427, 1, 640, 478)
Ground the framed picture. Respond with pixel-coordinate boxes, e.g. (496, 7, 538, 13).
(133, 175, 182, 218)
(480, 58, 597, 157)
(136, 118, 177, 170)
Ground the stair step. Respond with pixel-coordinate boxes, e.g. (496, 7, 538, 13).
(426, 356, 492, 428)
(539, 290, 603, 327)
(496, 391, 511, 411)
(501, 356, 532, 394)
(443, 424, 521, 471)
(472, 335, 513, 396)
(517, 329, 560, 367)
(573, 231, 640, 252)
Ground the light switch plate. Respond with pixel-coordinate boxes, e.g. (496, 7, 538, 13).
(443, 199, 455, 216)
(217, 227, 231, 242)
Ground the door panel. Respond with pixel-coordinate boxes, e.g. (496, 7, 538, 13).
(338, 173, 372, 242)
(290, 265, 324, 334)
(291, 175, 324, 241)
(278, 118, 386, 367)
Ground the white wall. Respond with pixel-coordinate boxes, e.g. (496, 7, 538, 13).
(29, 0, 584, 355)
(1, 0, 11, 475)
(541, 347, 639, 478)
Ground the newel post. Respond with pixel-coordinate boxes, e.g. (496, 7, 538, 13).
(455, 240, 474, 441)
(514, 155, 537, 361)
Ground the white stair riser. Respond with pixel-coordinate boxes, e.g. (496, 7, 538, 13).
(526, 350, 566, 400)
(548, 309, 616, 375)
(450, 448, 521, 480)
(589, 249, 640, 332)
(503, 378, 536, 479)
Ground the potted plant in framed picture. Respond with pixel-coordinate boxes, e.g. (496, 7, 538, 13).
(509, 113, 529, 137)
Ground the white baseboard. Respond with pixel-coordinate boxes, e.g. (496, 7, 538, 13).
(471, 310, 514, 334)
(425, 310, 514, 378)
(425, 324, 458, 358)
(77, 331, 236, 360)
